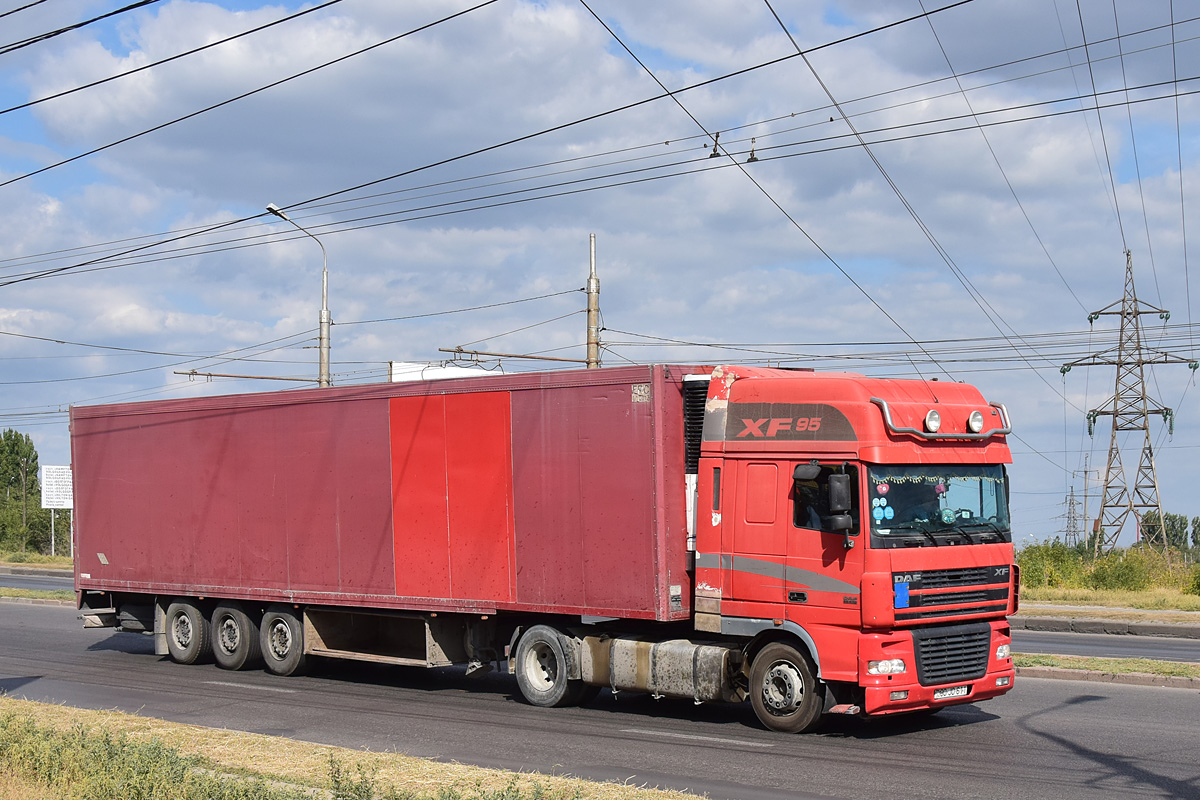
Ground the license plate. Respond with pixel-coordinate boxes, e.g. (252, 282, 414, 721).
(934, 685, 970, 700)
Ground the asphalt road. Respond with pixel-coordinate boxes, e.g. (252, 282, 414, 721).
(1, 603, 1197, 800)
(0, 572, 73, 592)
(1011, 629, 1200, 662)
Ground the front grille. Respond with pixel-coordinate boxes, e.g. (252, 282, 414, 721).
(921, 566, 990, 587)
(912, 622, 991, 686)
(893, 566, 1010, 623)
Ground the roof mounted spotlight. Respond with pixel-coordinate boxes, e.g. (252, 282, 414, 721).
(924, 409, 941, 434)
(967, 410, 985, 433)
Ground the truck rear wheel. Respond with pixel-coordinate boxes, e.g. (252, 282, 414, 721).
(165, 600, 210, 665)
(514, 625, 587, 708)
(260, 605, 307, 676)
(749, 642, 824, 733)
(211, 602, 262, 671)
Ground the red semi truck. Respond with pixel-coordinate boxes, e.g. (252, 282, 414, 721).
(71, 363, 1017, 733)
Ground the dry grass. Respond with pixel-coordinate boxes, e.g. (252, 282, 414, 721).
(0, 697, 700, 800)
(0, 553, 73, 569)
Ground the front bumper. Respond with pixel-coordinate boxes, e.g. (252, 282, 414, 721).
(858, 619, 1014, 716)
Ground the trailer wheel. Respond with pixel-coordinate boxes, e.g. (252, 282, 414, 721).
(165, 600, 210, 665)
(514, 625, 585, 708)
(749, 642, 824, 733)
(260, 605, 307, 676)
(211, 602, 262, 671)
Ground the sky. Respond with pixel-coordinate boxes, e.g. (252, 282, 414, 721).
(2, 0, 1200, 548)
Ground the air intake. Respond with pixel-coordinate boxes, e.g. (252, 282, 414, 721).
(682, 377, 709, 474)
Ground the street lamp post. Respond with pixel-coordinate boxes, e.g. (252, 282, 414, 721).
(266, 203, 331, 388)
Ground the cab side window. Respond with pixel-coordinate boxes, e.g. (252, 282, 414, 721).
(792, 464, 858, 532)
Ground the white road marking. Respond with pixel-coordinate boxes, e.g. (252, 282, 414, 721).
(203, 680, 297, 694)
(620, 728, 774, 747)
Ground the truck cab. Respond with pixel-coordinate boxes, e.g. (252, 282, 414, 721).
(692, 365, 1016, 732)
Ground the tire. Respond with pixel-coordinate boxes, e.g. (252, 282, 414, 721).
(210, 601, 262, 671)
(749, 642, 824, 733)
(165, 600, 210, 665)
(259, 605, 307, 676)
(514, 625, 587, 708)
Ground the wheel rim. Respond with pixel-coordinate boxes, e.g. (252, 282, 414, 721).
(523, 641, 557, 692)
(217, 617, 239, 654)
(761, 659, 805, 715)
(171, 613, 192, 650)
(268, 620, 291, 659)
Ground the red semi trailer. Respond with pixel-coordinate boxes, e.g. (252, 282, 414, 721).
(71, 363, 1017, 733)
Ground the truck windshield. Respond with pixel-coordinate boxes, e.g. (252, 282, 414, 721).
(867, 464, 1010, 546)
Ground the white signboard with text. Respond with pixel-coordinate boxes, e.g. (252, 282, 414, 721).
(40, 465, 73, 510)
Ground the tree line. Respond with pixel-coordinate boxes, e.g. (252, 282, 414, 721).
(1, 428, 68, 557)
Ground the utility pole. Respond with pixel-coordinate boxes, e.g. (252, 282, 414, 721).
(1062, 250, 1198, 553)
(586, 234, 600, 368)
(267, 204, 332, 387)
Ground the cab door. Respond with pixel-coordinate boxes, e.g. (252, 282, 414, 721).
(728, 459, 789, 605)
(784, 463, 865, 625)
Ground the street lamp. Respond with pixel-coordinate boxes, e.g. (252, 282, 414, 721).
(266, 203, 331, 388)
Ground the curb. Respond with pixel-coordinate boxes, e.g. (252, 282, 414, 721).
(1016, 665, 1200, 689)
(1011, 615, 1200, 640)
(0, 595, 75, 607)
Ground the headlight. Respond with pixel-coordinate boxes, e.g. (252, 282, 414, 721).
(968, 410, 985, 433)
(868, 658, 907, 675)
(996, 644, 1010, 660)
(924, 409, 941, 433)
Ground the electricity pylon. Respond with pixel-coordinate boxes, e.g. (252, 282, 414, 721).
(1061, 486, 1083, 549)
(1061, 251, 1198, 553)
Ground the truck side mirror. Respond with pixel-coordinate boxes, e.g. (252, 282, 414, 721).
(826, 473, 856, 548)
(828, 474, 851, 513)
(793, 464, 820, 481)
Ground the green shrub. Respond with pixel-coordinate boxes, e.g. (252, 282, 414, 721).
(1187, 565, 1200, 597)
(1017, 541, 1086, 588)
(1087, 551, 1152, 591)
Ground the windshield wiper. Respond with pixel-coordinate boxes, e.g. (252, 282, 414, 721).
(882, 522, 940, 546)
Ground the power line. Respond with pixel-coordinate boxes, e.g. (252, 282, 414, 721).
(0, 1, 51, 22)
(0, 0, 503, 190)
(0, 0, 347, 118)
(0, 0, 162, 57)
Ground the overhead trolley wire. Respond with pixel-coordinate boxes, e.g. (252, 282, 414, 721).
(581, 0, 964, 382)
(1076, 0, 1127, 249)
(8, 69, 1200, 295)
(919, 0, 1087, 313)
(2, 2, 1192, 278)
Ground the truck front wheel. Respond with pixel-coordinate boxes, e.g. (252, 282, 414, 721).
(165, 600, 210, 665)
(211, 602, 262, 671)
(749, 642, 824, 733)
(514, 625, 586, 708)
(260, 606, 307, 676)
